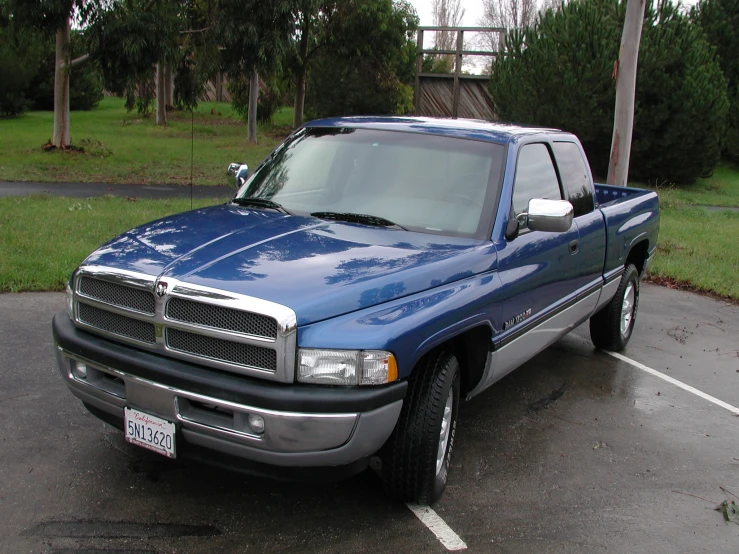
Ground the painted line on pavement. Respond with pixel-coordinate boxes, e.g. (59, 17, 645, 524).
(605, 350, 739, 415)
(406, 503, 467, 551)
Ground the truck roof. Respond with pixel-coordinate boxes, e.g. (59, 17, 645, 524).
(304, 116, 564, 144)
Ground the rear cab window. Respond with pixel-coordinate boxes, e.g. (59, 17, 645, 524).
(552, 141, 595, 217)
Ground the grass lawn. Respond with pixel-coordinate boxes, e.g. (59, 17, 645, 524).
(641, 161, 739, 209)
(0, 195, 218, 292)
(0, 97, 293, 186)
(650, 207, 739, 300)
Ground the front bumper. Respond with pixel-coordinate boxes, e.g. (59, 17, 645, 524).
(52, 312, 406, 469)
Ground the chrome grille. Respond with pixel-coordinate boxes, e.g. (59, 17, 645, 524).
(77, 302, 156, 344)
(166, 328, 277, 371)
(79, 277, 155, 314)
(166, 297, 277, 339)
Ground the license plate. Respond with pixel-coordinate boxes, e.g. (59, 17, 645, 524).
(124, 407, 176, 458)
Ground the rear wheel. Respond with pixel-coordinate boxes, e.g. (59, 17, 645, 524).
(381, 351, 460, 504)
(590, 263, 640, 351)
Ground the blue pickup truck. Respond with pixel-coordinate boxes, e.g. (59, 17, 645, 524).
(53, 117, 659, 503)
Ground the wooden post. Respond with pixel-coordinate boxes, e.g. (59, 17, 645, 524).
(452, 30, 464, 118)
(607, 0, 645, 187)
(414, 29, 424, 115)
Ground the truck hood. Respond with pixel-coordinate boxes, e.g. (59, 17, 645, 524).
(83, 205, 496, 325)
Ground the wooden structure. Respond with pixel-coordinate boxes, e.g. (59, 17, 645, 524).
(414, 26, 506, 120)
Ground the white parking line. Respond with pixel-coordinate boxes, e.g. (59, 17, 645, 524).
(406, 503, 467, 551)
(605, 350, 739, 415)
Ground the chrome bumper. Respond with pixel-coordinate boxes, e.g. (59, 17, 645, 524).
(55, 346, 402, 467)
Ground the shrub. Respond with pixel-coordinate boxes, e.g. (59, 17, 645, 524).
(692, 0, 739, 161)
(490, 0, 729, 184)
(0, 15, 45, 116)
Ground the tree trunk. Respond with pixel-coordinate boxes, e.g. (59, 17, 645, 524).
(293, 12, 312, 129)
(156, 63, 167, 126)
(164, 65, 174, 108)
(52, 18, 71, 148)
(607, 0, 645, 187)
(215, 71, 223, 102)
(248, 68, 259, 144)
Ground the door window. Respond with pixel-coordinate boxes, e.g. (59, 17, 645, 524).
(512, 143, 562, 222)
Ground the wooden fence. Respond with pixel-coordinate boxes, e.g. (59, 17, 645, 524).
(414, 26, 506, 120)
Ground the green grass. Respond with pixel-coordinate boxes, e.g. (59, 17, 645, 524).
(641, 162, 739, 209)
(650, 207, 739, 299)
(0, 97, 293, 186)
(0, 195, 218, 292)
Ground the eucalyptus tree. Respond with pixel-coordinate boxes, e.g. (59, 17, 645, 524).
(7, 0, 98, 146)
(216, 0, 297, 143)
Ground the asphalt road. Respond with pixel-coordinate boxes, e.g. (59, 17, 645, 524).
(0, 181, 233, 199)
(1, 284, 737, 553)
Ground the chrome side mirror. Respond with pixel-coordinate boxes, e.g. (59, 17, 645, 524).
(227, 162, 249, 189)
(526, 198, 574, 233)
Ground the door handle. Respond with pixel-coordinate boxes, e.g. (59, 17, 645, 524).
(569, 239, 579, 255)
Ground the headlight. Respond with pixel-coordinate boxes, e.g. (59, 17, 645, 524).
(298, 349, 398, 386)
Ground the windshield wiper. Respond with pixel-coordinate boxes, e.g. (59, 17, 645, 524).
(231, 197, 291, 214)
(310, 211, 407, 230)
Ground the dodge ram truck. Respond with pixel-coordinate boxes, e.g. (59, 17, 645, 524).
(53, 117, 659, 504)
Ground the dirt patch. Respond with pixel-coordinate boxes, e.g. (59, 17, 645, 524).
(645, 275, 739, 306)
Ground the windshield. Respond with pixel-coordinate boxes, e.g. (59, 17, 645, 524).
(236, 127, 505, 239)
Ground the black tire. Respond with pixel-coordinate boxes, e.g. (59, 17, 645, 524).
(590, 263, 640, 351)
(381, 351, 460, 504)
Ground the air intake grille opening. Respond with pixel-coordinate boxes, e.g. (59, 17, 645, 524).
(79, 277, 155, 314)
(166, 297, 277, 339)
(77, 302, 156, 344)
(166, 328, 277, 371)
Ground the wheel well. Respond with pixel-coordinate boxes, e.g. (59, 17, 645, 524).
(626, 240, 649, 275)
(425, 326, 491, 396)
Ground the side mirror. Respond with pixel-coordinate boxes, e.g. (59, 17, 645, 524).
(526, 198, 574, 233)
(227, 162, 249, 189)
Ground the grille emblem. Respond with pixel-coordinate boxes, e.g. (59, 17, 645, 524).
(155, 281, 168, 297)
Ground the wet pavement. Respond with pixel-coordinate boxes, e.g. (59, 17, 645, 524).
(1, 284, 737, 553)
(0, 181, 233, 199)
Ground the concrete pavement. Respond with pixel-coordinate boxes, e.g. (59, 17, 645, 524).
(0, 284, 737, 553)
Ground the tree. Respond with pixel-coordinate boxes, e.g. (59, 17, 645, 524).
(217, 0, 297, 143)
(431, 0, 464, 69)
(86, 0, 182, 125)
(476, 0, 559, 52)
(693, 0, 739, 161)
(8, 0, 96, 146)
(489, 0, 728, 184)
(305, 0, 418, 119)
(26, 30, 104, 112)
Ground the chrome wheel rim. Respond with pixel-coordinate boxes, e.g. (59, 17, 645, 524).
(620, 283, 635, 337)
(436, 387, 454, 476)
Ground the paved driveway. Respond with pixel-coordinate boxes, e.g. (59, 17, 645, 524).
(1, 284, 737, 553)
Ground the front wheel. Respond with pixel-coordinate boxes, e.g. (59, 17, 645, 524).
(381, 351, 460, 504)
(590, 263, 640, 351)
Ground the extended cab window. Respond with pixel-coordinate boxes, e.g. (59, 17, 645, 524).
(512, 143, 562, 222)
(553, 142, 595, 217)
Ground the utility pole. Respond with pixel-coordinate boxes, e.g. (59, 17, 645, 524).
(607, 0, 645, 187)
